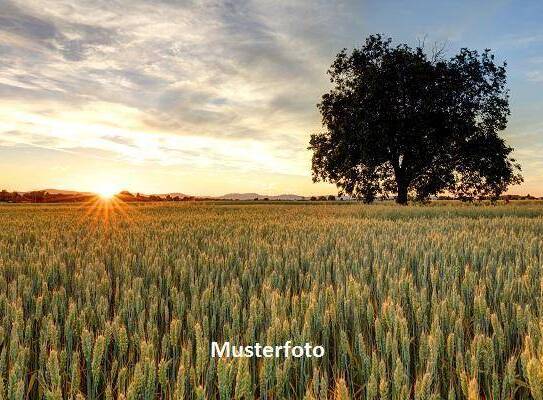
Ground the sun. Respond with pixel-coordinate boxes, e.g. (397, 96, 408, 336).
(96, 184, 118, 199)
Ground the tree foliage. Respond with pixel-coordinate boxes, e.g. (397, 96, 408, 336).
(309, 34, 522, 204)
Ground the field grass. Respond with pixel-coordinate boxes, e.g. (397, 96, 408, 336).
(1, 201, 542, 399)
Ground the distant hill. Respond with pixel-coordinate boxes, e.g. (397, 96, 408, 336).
(218, 193, 305, 201)
(42, 189, 93, 195)
(157, 193, 190, 198)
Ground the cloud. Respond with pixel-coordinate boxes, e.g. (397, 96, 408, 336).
(497, 34, 543, 48)
(0, 0, 541, 194)
(0, 0, 340, 150)
(0, 99, 311, 177)
(526, 70, 543, 82)
(0, 1, 327, 183)
(0, 2, 58, 42)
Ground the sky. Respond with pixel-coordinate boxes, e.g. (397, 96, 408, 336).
(0, 0, 542, 196)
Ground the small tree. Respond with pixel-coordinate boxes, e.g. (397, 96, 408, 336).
(309, 34, 522, 204)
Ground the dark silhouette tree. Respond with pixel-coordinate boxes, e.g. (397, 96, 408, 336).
(309, 34, 522, 204)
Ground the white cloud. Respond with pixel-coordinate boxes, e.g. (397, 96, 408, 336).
(526, 70, 543, 82)
(0, 0, 344, 177)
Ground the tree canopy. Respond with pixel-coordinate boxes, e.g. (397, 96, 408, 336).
(309, 34, 522, 204)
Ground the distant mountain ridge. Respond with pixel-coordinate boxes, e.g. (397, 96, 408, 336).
(157, 193, 190, 198)
(218, 193, 305, 200)
(42, 189, 93, 195)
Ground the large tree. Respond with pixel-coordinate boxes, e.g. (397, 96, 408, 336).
(309, 34, 522, 204)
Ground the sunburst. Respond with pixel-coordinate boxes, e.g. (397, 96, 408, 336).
(96, 184, 118, 200)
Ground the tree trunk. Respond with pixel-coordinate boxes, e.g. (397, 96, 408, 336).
(396, 180, 408, 205)
(393, 163, 409, 205)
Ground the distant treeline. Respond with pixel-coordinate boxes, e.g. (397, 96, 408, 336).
(116, 191, 197, 202)
(0, 190, 95, 203)
(0, 189, 540, 203)
(436, 194, 541, 201)
(0, 190, 198, 203)
(0, 190, 338, 203)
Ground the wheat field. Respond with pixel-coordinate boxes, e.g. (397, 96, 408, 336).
(1, 202, 542, 399)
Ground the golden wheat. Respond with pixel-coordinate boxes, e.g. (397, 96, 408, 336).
(0, 202, 542, 399)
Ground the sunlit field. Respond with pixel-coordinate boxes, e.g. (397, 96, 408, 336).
(1, 202, 543, 399)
